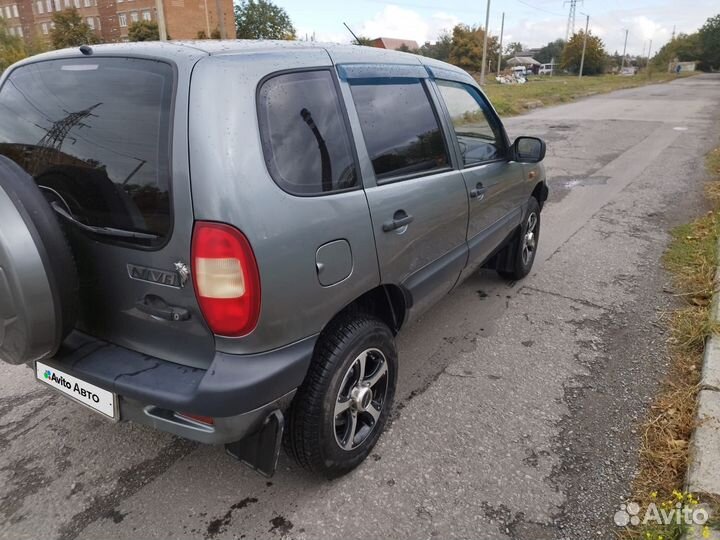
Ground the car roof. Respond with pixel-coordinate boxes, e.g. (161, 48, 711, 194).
(17, 40, 470, 79)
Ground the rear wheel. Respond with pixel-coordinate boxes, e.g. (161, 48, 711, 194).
(498, 197, 541, 281)
(285, 314, 397, 477)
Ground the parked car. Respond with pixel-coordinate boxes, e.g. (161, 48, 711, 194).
(0, 41, 548, 478)
(511, 65, 528, 77)
(539, 63, 554, 75)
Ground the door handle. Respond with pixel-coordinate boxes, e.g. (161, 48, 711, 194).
(382, 211, 414, 232)
(136, 295, 190, 321)
(469, 183, 486, 199)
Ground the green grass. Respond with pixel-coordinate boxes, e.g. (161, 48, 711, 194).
(624, 147, 720, 540)
(479, 72, 697, 117)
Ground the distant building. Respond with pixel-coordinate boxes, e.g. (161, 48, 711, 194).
(370, 37, 419, 51)
(0, 0, 234, 45)
(669, 60, 697, 73)
(506, 56, 541, 67)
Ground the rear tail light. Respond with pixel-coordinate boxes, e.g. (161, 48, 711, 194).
(191, 222, 261, 336)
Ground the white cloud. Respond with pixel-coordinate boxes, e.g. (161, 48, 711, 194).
(295, 27, 350, 43)
(293, 0, 714, 57)
(356, 5, 459, 45)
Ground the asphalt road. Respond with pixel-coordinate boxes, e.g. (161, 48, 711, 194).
(1, 74, 719, 540)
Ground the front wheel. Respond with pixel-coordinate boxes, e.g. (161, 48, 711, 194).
(498, 197, 541, 281)
(285, 314, 398, 478)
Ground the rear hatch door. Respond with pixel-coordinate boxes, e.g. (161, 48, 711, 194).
(0, 55, 215, 368)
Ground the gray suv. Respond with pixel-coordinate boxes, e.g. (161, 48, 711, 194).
(0, 41, 547, 478)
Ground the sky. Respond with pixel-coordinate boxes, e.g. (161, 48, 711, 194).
(274, 0, 718, 57)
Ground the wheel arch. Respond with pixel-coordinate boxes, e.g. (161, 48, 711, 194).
(326, 284, 408, 336)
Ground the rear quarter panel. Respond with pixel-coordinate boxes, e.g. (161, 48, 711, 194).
(188, 50, 380, 355)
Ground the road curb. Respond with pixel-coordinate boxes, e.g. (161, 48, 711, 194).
(686, 237, 720, 496)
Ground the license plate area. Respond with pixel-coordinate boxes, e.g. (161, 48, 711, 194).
(36, 361, 118, 420)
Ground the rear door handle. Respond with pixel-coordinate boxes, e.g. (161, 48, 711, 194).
(382, 211, 414, 232)
(469, 183, 486, 200)
(136, 295, 190, 321)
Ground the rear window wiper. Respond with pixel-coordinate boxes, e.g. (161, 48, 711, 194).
(50, 202, 160, 241)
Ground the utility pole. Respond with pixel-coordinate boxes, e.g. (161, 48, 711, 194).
(479, 0, 491, 85)
(578, 13, 589, 79)
(155, 0, 167, 40)
(564, 0, 581, 41)
(497, 12, 505, 75)
(619, 29, 629, 72)
(671, 25, 676, 41)
(202, 0, 210, 37)
(216, 0, 227, 38)
(647, 39, 653, 78)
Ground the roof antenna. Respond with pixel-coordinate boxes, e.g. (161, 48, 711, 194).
(79, 45, 93, 56)
(343, 22, 361, 44)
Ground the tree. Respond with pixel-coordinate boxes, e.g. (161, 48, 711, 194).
(352, 36, 374, 46)
(561, 30, 606, 74)
(504, 41, 523, 55)
(234, 0, 295, 40)
(699, 14, 720, 70)
(0, 18, 26, 73)
(535, 39, 565, 64)
(448, 24, 500, 73)
(50, 8, 98, 49)
(128, 20, 159, 42)
(651, 32, 702, 69)
(417, 31, 452, 62)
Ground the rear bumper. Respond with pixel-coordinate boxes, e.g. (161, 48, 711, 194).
(118, 390, 295, 445)
(43, 331, 316, 444)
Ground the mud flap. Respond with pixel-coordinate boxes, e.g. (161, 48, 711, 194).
(225, 409, 284, 477)
(482, 231, 519, 273)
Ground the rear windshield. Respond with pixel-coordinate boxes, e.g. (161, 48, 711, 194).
(0, 57, 174, 241)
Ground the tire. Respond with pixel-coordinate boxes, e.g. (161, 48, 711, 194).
(498, 197, 541, 281)
(0, 156, 79, 365)
(285, 313, 398, 478)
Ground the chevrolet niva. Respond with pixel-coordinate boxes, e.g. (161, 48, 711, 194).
(0, 40, 547, 477)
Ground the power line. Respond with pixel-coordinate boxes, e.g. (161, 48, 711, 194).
(515, 0, 564, 17)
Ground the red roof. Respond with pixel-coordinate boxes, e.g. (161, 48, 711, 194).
(370, 37, 420, 51)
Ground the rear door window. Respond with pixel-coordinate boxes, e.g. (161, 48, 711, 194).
(258, 70, 358, 195)
(349, 78, 449, 181)
(0, 57, 174, 241)
(436, 80, 506, 166)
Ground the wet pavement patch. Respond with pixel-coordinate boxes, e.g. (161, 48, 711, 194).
(104, 509, 127, 524)
(57, 438, 197, 540)
(268, 515, 293, 535)
(205, 497, 258, 539)
(559, 176, 610, 190)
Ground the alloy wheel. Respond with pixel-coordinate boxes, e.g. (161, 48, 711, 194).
(334, 348, 389, 451)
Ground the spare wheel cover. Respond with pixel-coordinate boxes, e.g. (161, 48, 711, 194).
(0, 156, 78, 364)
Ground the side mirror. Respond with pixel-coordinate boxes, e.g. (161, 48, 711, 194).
(512, 136, 546, 163)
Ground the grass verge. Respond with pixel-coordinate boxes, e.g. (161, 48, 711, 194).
(622, 147, 720, 540)
(480, 72, 697, 117)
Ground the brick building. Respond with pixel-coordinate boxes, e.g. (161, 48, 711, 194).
(0, 0, 234, 45)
